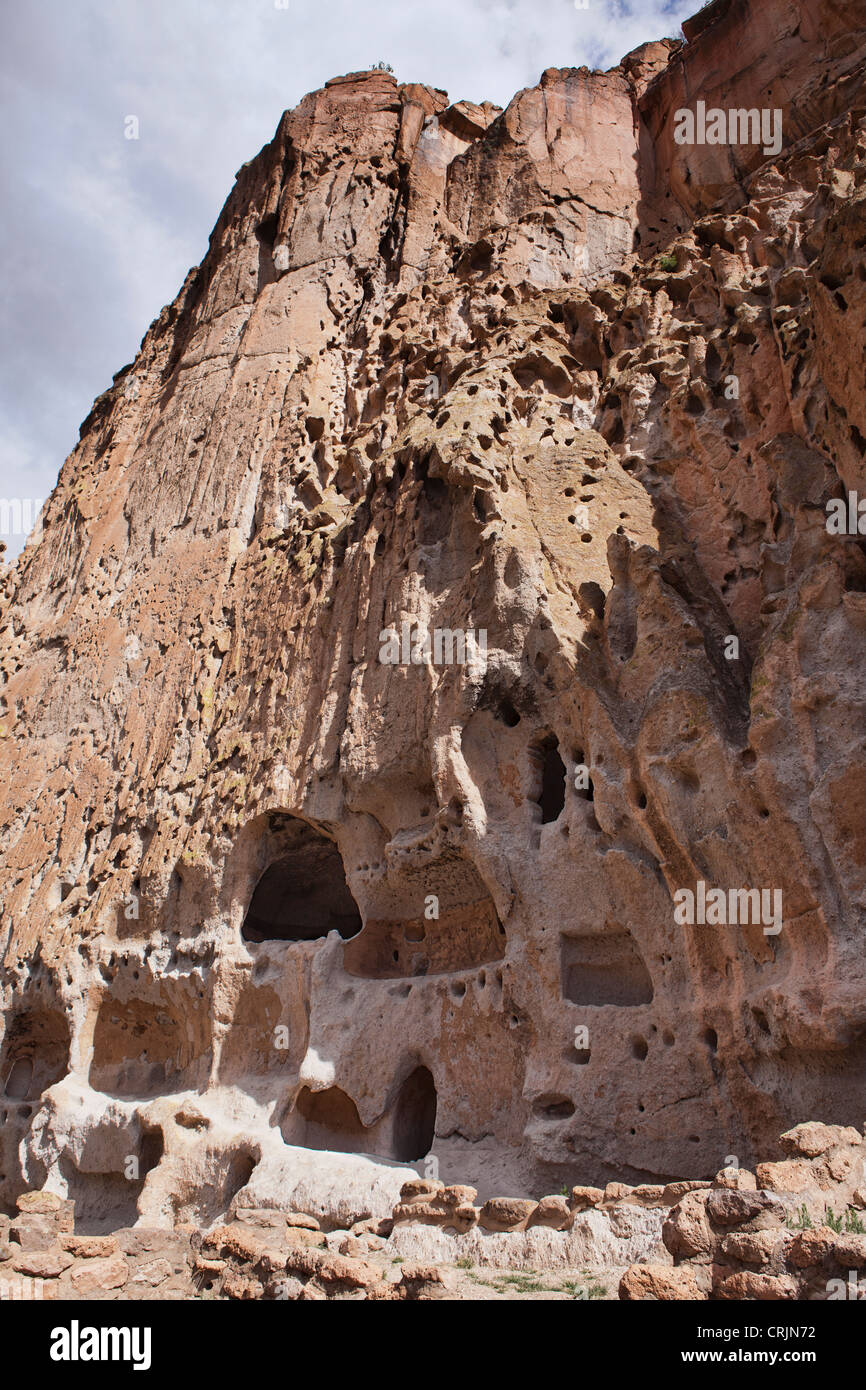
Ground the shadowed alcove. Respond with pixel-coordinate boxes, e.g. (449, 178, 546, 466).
(242, 817, 362, 943)
(341, 850, 504, 979)
(281, 1066, 438, 1162)
(561, 928, 654, 1006)
(89, 980, 212, 1098)
(1, 1003, 70, 1101)
(290, 1085, 371, 1152)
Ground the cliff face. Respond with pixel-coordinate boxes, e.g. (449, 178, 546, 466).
(3, 0, 866, 1224)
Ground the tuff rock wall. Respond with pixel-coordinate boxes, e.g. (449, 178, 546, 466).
(3, 0, 866, 1228)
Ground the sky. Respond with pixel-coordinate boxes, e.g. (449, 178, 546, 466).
(0, 0, 698, 558)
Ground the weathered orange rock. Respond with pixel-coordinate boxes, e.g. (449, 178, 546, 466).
(399, 1180, 444, 1203)
(528, 1196, 572, 1229)
(284, 1247, 381, 1289)
(297, 1280, 328, 1301)
(721, 1230, 788, 1267)
(69, 1255, 130, 1292)
(352, 1217, 393, 1238)
(478, 1198, 537, 1232)
(787, 1227, 838, 1268)
(442, 1186, 478, 1207)
(779, 1123, 862, 1158)
(398, 1262, 447, 1300)
(285, 1213, 321, 1231)
(391, 1199, 476, 1232)
(755, 1161, 814, 1194)
(663, 1191, 714, 1260)
(60, 1234, 119, 1259)
(661, 1182, 712, 1203)
(202, 1226, 269, 1264)
(714, 1271, 798, 1301)
(570, 1187, 605, 1211)
(221, 1268, 263, 1301)
(11, 1249, 73, 1279)
(15, 1192, 67, 1216)
(830, 1235, 866, 1269)
(826, 1148, 858, 1182)
(629, 1184, 667, 1205)
(619, 1264, 709, 1300)
(10, 1216, 62, 1251)
(602, 1183, 634, 1205)
(706, 1191, 785, 1229)
(712, 1168, 757, 1192)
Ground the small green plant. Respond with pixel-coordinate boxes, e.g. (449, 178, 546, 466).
(559, 1184, 569, 1198)
(561, 1278, 606, 1299)
(456, 1256, 473, 1270)
(659, 253, 678, 272)
(825, 1206, 844, 1233)
(391, 1255, 404, 1265)
(845, 1208, 866, 1234)
(371, 61, 394, 73)
(785, 1203, 813, 1230)
(497, 1272, 546, 1293)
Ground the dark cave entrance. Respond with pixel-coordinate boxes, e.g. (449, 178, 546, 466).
(392, 1065, 437, 1161)
(242, 820, 362, 943)
(531, 733, 566, 823)
(139, 1127, 165, 1178)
